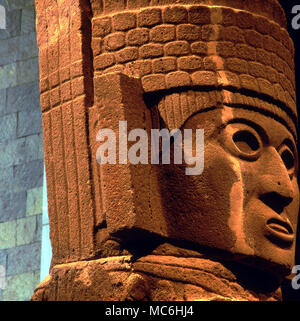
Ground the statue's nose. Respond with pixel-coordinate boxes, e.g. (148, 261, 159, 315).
(257, 147, 294, 214)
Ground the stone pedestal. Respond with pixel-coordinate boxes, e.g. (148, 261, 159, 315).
(32, 254, 281, 301)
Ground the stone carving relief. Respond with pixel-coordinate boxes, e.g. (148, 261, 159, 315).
(32, 0, 298, 301)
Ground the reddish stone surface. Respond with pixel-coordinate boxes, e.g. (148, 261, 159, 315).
(32, 0, 298, 301)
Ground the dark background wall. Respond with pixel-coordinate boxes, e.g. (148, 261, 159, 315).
(278, 0, 300, 301)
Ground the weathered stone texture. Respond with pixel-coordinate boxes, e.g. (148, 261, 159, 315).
(0, 1, 43, 301)
(17, 109, 42, 137)
(26, 187, 43, 216)
(2, 271, 39, 301)
(0, 191, 26, 223)
(0, 113, 17, 143)
(16, 216, 42, 246)
(0, 220, 17, 250)
(33, 0, 298, 302)
(6, 242, 41, 276)
(89, 4, 295, 125)
(31, 256, 282, 301)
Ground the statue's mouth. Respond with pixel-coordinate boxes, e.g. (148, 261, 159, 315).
(265, 218, 294, 244)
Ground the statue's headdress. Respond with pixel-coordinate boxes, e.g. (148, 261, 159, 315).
(91, 0, 297, 138)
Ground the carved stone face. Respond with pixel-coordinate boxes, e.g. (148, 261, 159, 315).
(162, 105, 299, 275)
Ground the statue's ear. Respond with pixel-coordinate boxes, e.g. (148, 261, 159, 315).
(89, 72, 167, 247)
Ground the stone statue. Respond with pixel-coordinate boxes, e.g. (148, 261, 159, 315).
(32, 0, 298, 301)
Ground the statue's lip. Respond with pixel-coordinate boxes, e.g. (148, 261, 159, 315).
(265, 218, 294, 243)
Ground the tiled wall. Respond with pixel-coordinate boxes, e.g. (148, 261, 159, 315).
(0, 0, 44, 301)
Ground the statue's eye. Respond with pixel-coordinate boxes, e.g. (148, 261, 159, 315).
(220, 123, 263, 161)
(233, 130, 260, 154)
(281, 149, 294, 170)
(278, 145, 296, 177)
